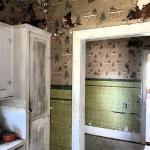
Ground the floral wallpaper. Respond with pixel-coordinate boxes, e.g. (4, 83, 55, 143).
(1, 0, 150, 85)
(48, 0, 150, 85)
(86, 37, 144, 80)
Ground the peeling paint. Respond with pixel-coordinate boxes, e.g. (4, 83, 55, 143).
(142, 3, 150, 19)
(127, 6, 142, 20)
(127, 1, 150, 20)
(88, 0, 95, 5)
(64, 12, 74, 28)
(137, 0, 150, 10)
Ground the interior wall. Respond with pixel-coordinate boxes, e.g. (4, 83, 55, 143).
(48, 0, 150, 148)
(1, 0, 150, 150)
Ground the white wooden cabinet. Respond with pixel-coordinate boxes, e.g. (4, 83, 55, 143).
(0, 23, 13, 99)
(13, 24, 51, 150)
(0, 23, 51, 150)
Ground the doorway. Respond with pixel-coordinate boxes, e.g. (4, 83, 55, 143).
(72, 22, 150, 150)
(85, 38, 142, 143)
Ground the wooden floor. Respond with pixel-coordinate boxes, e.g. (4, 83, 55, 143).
(85, 134, 150, 150)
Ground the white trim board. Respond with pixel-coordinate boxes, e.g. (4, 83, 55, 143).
(72, 22, 150, 150)
(84, 126, 141, 143)
(0, 140, 25, 150)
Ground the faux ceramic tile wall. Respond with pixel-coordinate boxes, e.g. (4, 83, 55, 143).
(50, 80, 141, 150)
(51, 99, 72, 150)
(50, 89, 72, 150)
(85, 80, 141, 133)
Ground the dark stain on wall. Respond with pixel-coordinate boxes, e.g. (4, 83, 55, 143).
(64, 12, 74, 28)
(0, 0, 5, 11)
(127, 38, 143, 48)
(88, 0, 95, 5)
(127, 6, 142, 20)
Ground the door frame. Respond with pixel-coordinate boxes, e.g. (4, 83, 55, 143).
(72, 22, 150, 150)
(143, 50, 150, 144)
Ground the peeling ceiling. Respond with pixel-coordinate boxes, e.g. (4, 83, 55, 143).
(14, 0, 35, 2)
(10, 0, 36, 5)
(14, 0, 29, 2)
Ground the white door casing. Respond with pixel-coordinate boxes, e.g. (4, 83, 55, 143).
(72, 22, 150, 150)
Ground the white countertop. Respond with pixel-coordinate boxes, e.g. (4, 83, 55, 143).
(0, 139, 25, 150)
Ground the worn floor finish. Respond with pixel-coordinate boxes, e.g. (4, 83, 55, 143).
(85, 134, 150, 150)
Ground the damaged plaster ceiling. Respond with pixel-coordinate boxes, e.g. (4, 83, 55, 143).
(11, 0, 36, 5)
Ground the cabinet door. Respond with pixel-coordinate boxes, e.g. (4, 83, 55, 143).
(29, 32, 50, 150)
(0, 28, 13, 99)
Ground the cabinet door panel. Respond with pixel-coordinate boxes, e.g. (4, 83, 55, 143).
(0, 29, 13, 98)
(29, 32, 50, 150)
(30, 117, 49, 150)
(29, 32, 50, 120)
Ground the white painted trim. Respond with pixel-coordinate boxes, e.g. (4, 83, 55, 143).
(72, 40, 86, 150)
(73, 22, 150, 41)
(72, 22, 150, 150)
(141, 50, 148, 143)
(84, 125, 141, 143)
(142, 50, 150, 143)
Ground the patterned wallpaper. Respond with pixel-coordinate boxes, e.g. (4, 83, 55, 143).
(86, 38, 143, 80)
(51, 36, 150, 85)
(1, 0, 150, 85)
(48, 0, 150, 85)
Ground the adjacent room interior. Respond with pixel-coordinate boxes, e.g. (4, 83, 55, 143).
(72, 23, 150, 150)
(85, 37, 149, 150)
